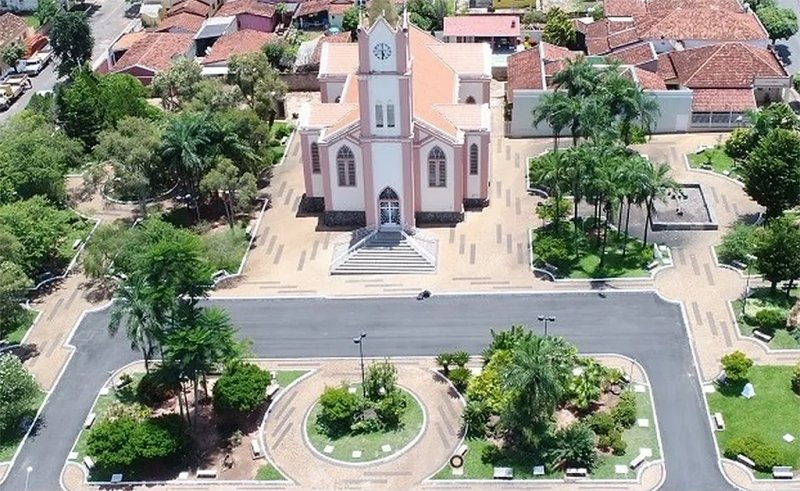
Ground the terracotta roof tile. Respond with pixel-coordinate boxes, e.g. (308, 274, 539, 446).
(606, 42, 656, 66)
(0, 13, 27, 46)
(113, 33, 195, 72)
(203, 29, 275, 64)
(669, 42, 787, 88)
(631, 66, 666, 89)
(606, 0, 742, 17)
(584, 19, 635, 55)
(216, 0, 276, 18)
(319, 42, 359, 75)
(296, 0, 332, 17)
(604, 0, 646, 17)
(540, 41, 580, 61)
(656, 52, 676, 80)
(635, 7, 766, 41)
(156, 12, 205, 33)
(329, 3, 352, 14)
(443, 15, 520, 37)
(112, 32, 149, 52)
(506, 47, 544, 96)
(167, 0, 210, 17)
(607, 28, 640, 49)
(427, 43, 491, 75)
(310, 31, 352, 66)
(691, 88, 755, 111)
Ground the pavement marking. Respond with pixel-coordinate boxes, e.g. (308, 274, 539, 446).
(515, 197, 521, 215)
(719, 320, 733, 347)
(278, 289, 317, 294)
(506, 234, 512, 254)
(276, 181, 286, 198)
(505, 189, 511, 208)
(459, 234, 465, 255)
(46, 298, 64, 321)
(720, 193, 731, 213)
(469, 244, 476, 264)
(449, 228, 455, 244)
(495, 224, 502, 244)
(703, 263, 716, 286)
(469, 280, 511, 285)
(437, 405, 456, 436)
(451, 276, 490, 281)
(691, 301, 704, 326)
(297, 250, 306, 271)
(505, 144, 510, 160)
(364, 470, 413, 476)
(496, 180, 502, 199)
(310, 240, 320, 261)
(364, 283, 404, 288)
(292, 195, 301, 213)
(676, 248, 687, 266)
(258, 226, 269, 246)
(709, 185, 720, 204)
(323, 232, 331, 250)
(434, 421, 450, 447)
(283, 188, 295, 206)
(732, 202, 740, 217)
(706, 311, 719, 336)
(265, 235, 277, 255)
(272, 420, 293, 449)
(273, 244, 284, 264)
(690, 254, 701, 275)
(271, 407, 296, 437)
(64, 286, 81, 310)
(514, 153, 520, 169)
(517, 243, 525, 264)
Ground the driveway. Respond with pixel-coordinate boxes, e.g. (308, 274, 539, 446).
(1, 292, 732, 491)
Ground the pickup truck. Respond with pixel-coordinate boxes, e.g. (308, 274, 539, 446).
(0, 73, 32, 111)
(17, 46, 53, 76)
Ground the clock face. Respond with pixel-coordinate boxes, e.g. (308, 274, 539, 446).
(373, 43, 392, 60)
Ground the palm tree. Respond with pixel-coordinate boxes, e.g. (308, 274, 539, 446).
(641, 160, 677, 247)
(621, 155, 651, 256)
(601, 71, 660, 145)
(551, 56, 600, 99)
(109, 277, 160, 372)
(530, 150, 569, 229)
(548, 423, 597, 468)
(161, 113, 214, 221)
(532, 91, 572, 151)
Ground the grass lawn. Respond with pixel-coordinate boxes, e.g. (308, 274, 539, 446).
(274, 370, 308, 388)
(55, 214, 95, 272)
(707, 366, 800, 476)
(2, 309, 37, 344)
(731, 287, 800, 349)
(255, 463, 284, 480)
(0, 390, 46, 461)
(200, 224, 250, 273)
(20, 13, 40, 29)
(306, 388, 424, 463)
(687, 147, 737, 177)
(531, 221, 656, 279)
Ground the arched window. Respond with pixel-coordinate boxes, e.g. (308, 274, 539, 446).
(469, 143, 479, 175)
(428, 146, 446, 187)
(336, 146, 356, 187)
(379, 187, 399, 200)
(466, 96, 476, 104)
(387, 103, 395, 128)
(375, 102, 384, 128)
(310, 142, 320, 173)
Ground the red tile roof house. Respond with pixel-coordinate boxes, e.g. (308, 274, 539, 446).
(505, 45, 693, 137)
(292, 0, 354, 30)
(0, 13, 31, 74)
(442, 15, 520, 52)
(200, 29, 275, 75)
(215, 0, 279, 32)
(110, 32, 196, 85)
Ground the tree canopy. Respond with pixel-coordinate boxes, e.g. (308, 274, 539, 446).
(542, 7, 575, 46)
(0, 354, 39, 437)
(754, 216, 800, 292)
(756, 5, 799, 43)
(50, 11, 94, 77)
(212, 362, 272, 414)
(740, 128, 800, 218)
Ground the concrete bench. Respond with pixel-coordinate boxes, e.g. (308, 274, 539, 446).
(646, 260, 660, 270)
(533, 465, 545, 476)
(72, 239, 82, 250)
(454, 444, 468, 457)
(737, 454, 755, 468)
(695, 144, 711, 154)
(566, 467, 588, 477)
(700, 164, 713, 170)
(83, 456, 95, 470)
(251, 439, 263, 459)
(753, 330, 773, 342)
(110, 474, 123, 483)
(245, 225, 253, 238)
(197, 469, 217, 478)
(773, 466, 794, 479)
(266, 384, 280, 399)
(113, 377, 131, 390)
(84, 412, 96, 429)
(713, 412, 725, 431)
(731, 260, 747, 270)
(629, 454, 646, 470)
(493, 467, 513, 480)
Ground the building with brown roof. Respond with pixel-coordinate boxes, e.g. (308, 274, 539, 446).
(216, 0, 279, 32)
(298, 13, 492, 228)
(0, 13, 30, 72)
(167, 0, 213, 18)
(605, 42, 658, 71)
(293, 0, 354, 30)
(110, 32, 196, 84)
(442, 15, 520, 52)
(156, 12, 206, 33)
(201, 29, 275, 72)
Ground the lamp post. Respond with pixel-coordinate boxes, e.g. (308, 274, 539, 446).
(537, 315, 556, 336)
(353, 331, 367, 397)
(24, 466, 32, 491)
(741, 254, 757, 317)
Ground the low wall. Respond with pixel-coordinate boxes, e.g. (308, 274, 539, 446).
(281, 72, 320, 92)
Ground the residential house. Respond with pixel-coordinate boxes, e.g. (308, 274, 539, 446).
(216, 0, 279, 32)
(491, 0, 533, 8)
(296, 31, 352, 73)
(0, 13, 29, 73)
(293, 0, 354, 30)
(155, 12, 206, 33)
(442, 15, 519, 52)
(110, 32, 195, 84)
(201, 28, 274, 75)
(299, 12, 492, 228)
(194, 15, 236, 55)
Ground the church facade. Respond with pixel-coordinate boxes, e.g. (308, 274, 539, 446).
(297, 13, 493, 230)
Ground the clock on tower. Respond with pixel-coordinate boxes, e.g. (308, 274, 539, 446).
(373, 42, 392, 60)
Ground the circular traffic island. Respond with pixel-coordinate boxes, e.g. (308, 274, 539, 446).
(304, 376, 425, 464)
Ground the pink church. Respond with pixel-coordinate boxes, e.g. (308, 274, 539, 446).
(298, 12, 493, 229)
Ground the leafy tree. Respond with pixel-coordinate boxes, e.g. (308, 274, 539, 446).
(568, 359, 604, 412)
(530, 151, 570, 228)
(754, 308, 787, 332)
(50, 10, 94, 77)
(263, 38, 297, 71)
(724, 127, 755, 162)
(548, 422, 597, 468)
(0, 354, 39, 437)
(152, 57, 202, 111)
(406, 0, 451, 32)
(213, 362, 272, 414)
(86, 414, 187, 469)
(551, 56, 599, 99)
(368, 0, 399, 26)
(482, 324, 531, 363)
(757, 5, 798, 43)
(26, 91, 57, 122)
(316, 385, 360, 437)
(462, 399, 490, 437)
(532, 91, 572, 151)
(542, 7, 575, 47)
(718, 224, 757, 265)
(721, 350, 753, 383)
(200, 158, 257, 229)
(600, 69, 660, 145)
(81, 222, 130, 280)
(227, 52, 287, 127)
(109, 276, 160, 372)
(753, 216, 800, 293)
(0, 261, 33, 339)
(342, 7, 359, 33)
(36, 0, 59, 26)
(611, 390, 637, 427)
(184, 78, 242, 113)
(467, 349, 514, 413)
(741, 128, 800, 219)
(1, 42, 25, 72)
(0, 111, 82, 205)
(363, 359, 398, 401)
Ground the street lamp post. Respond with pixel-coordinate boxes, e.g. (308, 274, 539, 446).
(741, 254, 757, 317)
(353, 331, 367, 397)
(537, 315, 556, 336)
(24, 466, 32, 491)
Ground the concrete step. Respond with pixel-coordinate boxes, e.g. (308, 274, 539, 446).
(331, 230, 436, 275)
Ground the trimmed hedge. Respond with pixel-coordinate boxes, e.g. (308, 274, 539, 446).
(724, 435, 782, 472)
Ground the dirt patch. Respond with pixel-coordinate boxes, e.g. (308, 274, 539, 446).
(555, 408, 578, 430)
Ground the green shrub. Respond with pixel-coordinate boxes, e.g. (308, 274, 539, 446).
(549, 422, 597, 468)
(598, 428, 626, 456)
(462, 399, 490, 438)
(754, 308, 787, 332)
(534, 232, 571, 268)
(792, 362, 800, 395)
(316, 386, 360, 437)
(435, 352, 453, 375)
(586, 411, 616, 435)
(612, 391, 637, 429)
(725, 127, 755, 161)
(723, 435, 782, 472)
(450, 351, 471, 368)
(87, 414, 187, 469)
(448, 366, 472, 393)
(364, 360, 397, 402)
(721, 351, 753, 383)
(212, 362, 272, 414)
(718, 224, 757, 265)
(374, 389, 407, 430)
(522, 9, 547, 23)
(137, 367, 179, 406)
(272, 122, 293, 140)
(201, 226, 248, 273)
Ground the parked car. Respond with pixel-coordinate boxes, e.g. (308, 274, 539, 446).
(17, 45, 53, 76)
(0, 73, 32, 111)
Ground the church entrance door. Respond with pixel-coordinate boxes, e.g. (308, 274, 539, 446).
(378, 187, 401, 229)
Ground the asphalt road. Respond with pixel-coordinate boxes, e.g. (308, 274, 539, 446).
(1, 292, 732, 491)
(773, 0, 800, 73)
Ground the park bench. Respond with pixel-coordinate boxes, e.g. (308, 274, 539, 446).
(713, 412, 725, 431)
(543, 263, 559, 276)
(737, 455, 755, 468)
(753, 330, 773, 343)
(700, 164, 713, 170)
(197, 469, 217, 478)
(629, 454, 646, 470)
(72, 239, 82, 250)
(110, 474, 123, 483)
(493, 467, 513, 480)
(532, 465, 545, 476)
(695, 144, 711, 154)
(83, 456, 95, 470)
(113, 377, 130, 390)
(773, 466, 794, 479)
(250, 439, 263, 459)
(646, 260, 660, 271)
(731, 260, 747, 270)
(84, 412, 96, 429)
(266, 384, 280, 399)
(245, 225, 253, 239)
(566, 468, 588, 477)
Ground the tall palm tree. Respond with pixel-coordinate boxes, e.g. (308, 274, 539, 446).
(161, 113, 214, 220)
(621, 155, 651, 256)
(551, 56, 600, 99)
(530, 150, 570, 229)
(109, 277, 160, 372)
(532, 91, 572, 151)
(641, 160, 677, 247)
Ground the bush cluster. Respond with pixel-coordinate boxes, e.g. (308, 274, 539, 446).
(721, 351, 753, 383)
(718, 225, 757, 265)
(792, 362, 800, 395)
(462, 399, 490, 438)
(589, 404, 631, 456)
(597, 428, 627, 456)
(724, 435, 782, 472)
(86, 414, 188, 470)
(534, 232, 571, 268)
(754, 308, 787, 333)
(611, 391, 637, 429)
(213, 362, 272, 414)
(137, 368, 179, 406)
(437, 351, 472, 392)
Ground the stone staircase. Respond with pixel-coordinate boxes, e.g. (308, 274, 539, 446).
(331, 231, 436, 275)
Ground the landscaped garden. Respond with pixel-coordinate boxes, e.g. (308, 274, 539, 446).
(732, 287, 800, 349)
(306, 360, 425, 463)
(0, 354, 44, 461)
(707, 358, 800, 477)
(687, 145, 737, 178)
(433, 326, 661, 480)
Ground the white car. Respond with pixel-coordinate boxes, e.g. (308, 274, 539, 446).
(18, 47, 53, 76)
